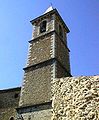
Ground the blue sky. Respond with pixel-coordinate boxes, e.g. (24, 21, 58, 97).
(0, 0, 99, 89)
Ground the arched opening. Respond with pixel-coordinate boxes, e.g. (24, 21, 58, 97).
(40, 20, 47, 33)
(9, 117, 14, 120)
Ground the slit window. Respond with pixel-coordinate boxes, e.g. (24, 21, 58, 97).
(59, 24, 63, 38)
(40, 21, 47, 33)
(14, 93, 19, 98)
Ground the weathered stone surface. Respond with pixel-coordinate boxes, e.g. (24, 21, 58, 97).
(19, 64, 52, 107)
(27, 35, 52, 67)
(56, 61, 70, 78)
(21, 108, 52, 120)
(51, 76, 99, 120)
(0, 87, 20, 120)
(17, 103, 52, 120)
(55, 35, 70, 74)
(32, 15, 54, 39)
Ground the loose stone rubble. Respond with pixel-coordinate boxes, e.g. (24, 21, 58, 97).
(51, 76, 99, 120)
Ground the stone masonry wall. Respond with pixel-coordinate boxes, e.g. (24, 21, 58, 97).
(27, 35, 52, 67)
(18, 108, 52, 120)
(19, 64, 52, 107)
(32, 15, 54, 39)
(17, 103, 52, 120)
(0, 108, 17, 120)
(55, 15, 67, 44)
(56, 62, 70, 78)
(20, 15, 55, 107)
(55, 35, 70, 73)
(0, 87, 20, 120)
(51, 76, 99, 120)
(0, 88, 20, 108)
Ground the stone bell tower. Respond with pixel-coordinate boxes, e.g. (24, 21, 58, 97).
(17, 6, 71, 119)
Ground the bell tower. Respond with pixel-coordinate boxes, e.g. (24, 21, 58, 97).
(18, 7, 71, 118)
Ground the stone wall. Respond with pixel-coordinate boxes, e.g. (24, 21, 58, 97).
(32, 14, 54, 39)
(17, 103, 52, 120)
(55, 35, 70, 73)
(0, 108, 17, 120)
(19, 63, 53, 107)
(0, 87, 20, 120)
(27, 35, 52, 67)
(55, 15, 66, 43)
(0, 87, 20, 108)
(20, 33, 55, 107)
(56, 61, 70, 78)
(51, 76, 99, 120)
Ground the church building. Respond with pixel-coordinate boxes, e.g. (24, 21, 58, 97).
(0, 6, 99, 120)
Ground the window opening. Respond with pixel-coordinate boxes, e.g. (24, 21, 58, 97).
(9, 117, 14, 120)
(59, 24, 63, 38)
(14, 93, 19, 98)
(40, 21, 47, 33)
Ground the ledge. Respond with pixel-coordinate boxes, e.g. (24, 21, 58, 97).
(29, 30, 70, 52)
(16, 101, 52, 112)
(23, 58, 55, 71)
(0, 87, 21, 93)
(29, 30, 55, 43)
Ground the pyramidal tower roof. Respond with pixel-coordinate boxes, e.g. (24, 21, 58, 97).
(44, 6, 54, 14)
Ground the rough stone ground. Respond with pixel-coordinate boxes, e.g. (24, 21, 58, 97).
(51, 76, 99, 120)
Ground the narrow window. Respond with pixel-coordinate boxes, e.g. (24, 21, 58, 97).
(59, 24, 63, 38)
(14, 93, 19, 98)
(40, 21, 47, 33)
